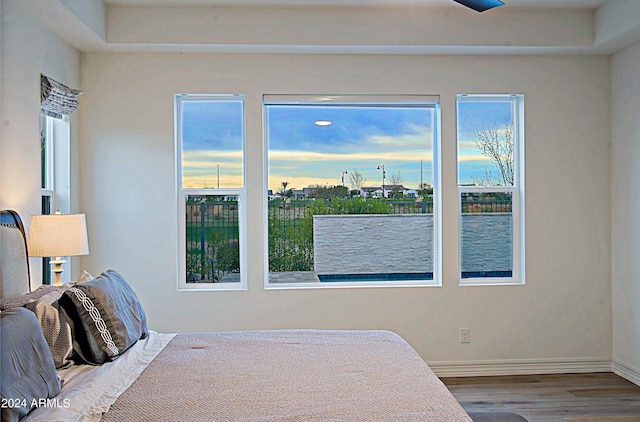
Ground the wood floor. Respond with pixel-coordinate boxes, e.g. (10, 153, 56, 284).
(441, 372, 640, 422)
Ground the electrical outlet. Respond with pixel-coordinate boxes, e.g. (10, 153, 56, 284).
(460, 328, 470, 343)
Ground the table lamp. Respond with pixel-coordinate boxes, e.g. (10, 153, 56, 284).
(28, 211, 89, 286)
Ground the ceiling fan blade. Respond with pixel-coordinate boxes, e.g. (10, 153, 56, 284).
(452, 0, 505, 12)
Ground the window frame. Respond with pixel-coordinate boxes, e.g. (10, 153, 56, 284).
(456, 94, 525, 286)
(175, 94, 247, 291)
(40, 113, 71, 285)
(263, 94, 442, 289)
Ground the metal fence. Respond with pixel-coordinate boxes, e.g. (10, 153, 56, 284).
(268, 200, 434, 219)
(266, 199, 511, 221)
(186, 201, 239, 282)
(185, 199, 513, 280)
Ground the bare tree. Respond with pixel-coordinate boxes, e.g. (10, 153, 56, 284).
(389, 171, 404, 186)
(388, 171, 404, 199)
(470, 169, 498, 187)
(474, 122, 514, 186)
(348, 169, 366, 190)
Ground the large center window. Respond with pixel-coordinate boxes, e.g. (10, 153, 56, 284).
(264, 95, 440, 288)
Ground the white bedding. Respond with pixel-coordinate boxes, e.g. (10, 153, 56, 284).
(24, 331, 175, 422)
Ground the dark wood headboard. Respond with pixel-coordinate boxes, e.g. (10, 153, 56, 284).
(0, 210, 32, 299)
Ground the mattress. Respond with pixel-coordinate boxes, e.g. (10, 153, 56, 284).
(102, 329, 471, 421)
(24, 329, 471, 421)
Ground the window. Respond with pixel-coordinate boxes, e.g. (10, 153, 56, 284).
(40, 113, 71, 285)
(456, 94, 525, 285)
(175, 94, 247, 290)
(264, 95, 440, 288)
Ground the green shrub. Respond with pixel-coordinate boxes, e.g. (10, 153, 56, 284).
(268, 211, 313, 271)
(268, 199, 393, 272)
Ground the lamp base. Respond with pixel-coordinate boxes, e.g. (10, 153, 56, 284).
(50, 257, 67, 286)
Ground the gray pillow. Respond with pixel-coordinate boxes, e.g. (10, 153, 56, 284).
(25, 290, 76, 369)
(0, 285, 59, 311)
(0, 307, 62, 422)
(59, 269, 148, 365)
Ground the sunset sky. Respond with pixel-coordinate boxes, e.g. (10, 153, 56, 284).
(266, 104, 434, 192)
(180, 97, 513, 191)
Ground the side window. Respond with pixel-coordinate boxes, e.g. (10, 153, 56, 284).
(40, 113, 71, 285)
(40, 113, 53, 285)
(456, 94, 525, 285)
(175, 94, 246, 290)
(264, 95, 441, 288)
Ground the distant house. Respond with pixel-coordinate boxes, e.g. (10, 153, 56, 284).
(360, 185, 416, 199)
(302, 187, 316, 198)
(292, 189, 307, 200)
(269, 185, 418, 200)
(270, 188, 309, 201)
(405, 189, 418, 199)
(360, 186, 382, 198)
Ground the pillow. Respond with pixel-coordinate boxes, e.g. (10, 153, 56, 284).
(24, 290, 75, 369)
(1, 271, 94, 369)
(0, 307, 62, 422)
(69, 270, 95, 286)
(59, 269, 148, 365)
(0, 285, 59, 311)
(0, 271, 93, 311)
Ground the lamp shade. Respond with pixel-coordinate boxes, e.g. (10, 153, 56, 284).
(28, 214, 89, 257)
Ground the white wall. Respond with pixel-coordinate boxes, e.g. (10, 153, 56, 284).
(78, 52, 612, 367)
(0, 0, 81, 286)
(0, 0, 617, 374)
(611, 41, 640, 383)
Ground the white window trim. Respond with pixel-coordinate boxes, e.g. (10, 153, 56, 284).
(175, 94, 247, 291)
(457, 94, 525, 286)
(262, 94, 442, 289)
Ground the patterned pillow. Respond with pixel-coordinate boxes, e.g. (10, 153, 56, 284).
(24, 290, 76, 369)
(59, 269, 148, 365)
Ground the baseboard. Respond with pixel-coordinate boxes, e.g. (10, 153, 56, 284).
(429, 357, 612, 378)
(612, 358, 640, 386)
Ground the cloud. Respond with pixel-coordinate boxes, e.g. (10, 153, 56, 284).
(178, 97, 516, 191)
(181, 100, 243, 151)
(457, 100, 513, 140)
(459, 154, 491, 162)
(183, 150, 244, 188)
(183, 150, 242, 161)
(269, 150, 428, 163)
(267, 105, 434, 152)
(268, 125, 434, 189)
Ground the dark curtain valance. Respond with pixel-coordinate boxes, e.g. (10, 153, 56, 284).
(40, 75, 82, 119)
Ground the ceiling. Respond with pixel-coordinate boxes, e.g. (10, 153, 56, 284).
(16, 0, 640, 55)
(104, 0, 609, 6)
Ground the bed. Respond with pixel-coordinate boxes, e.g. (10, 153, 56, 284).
(0, 209, 472, 421)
